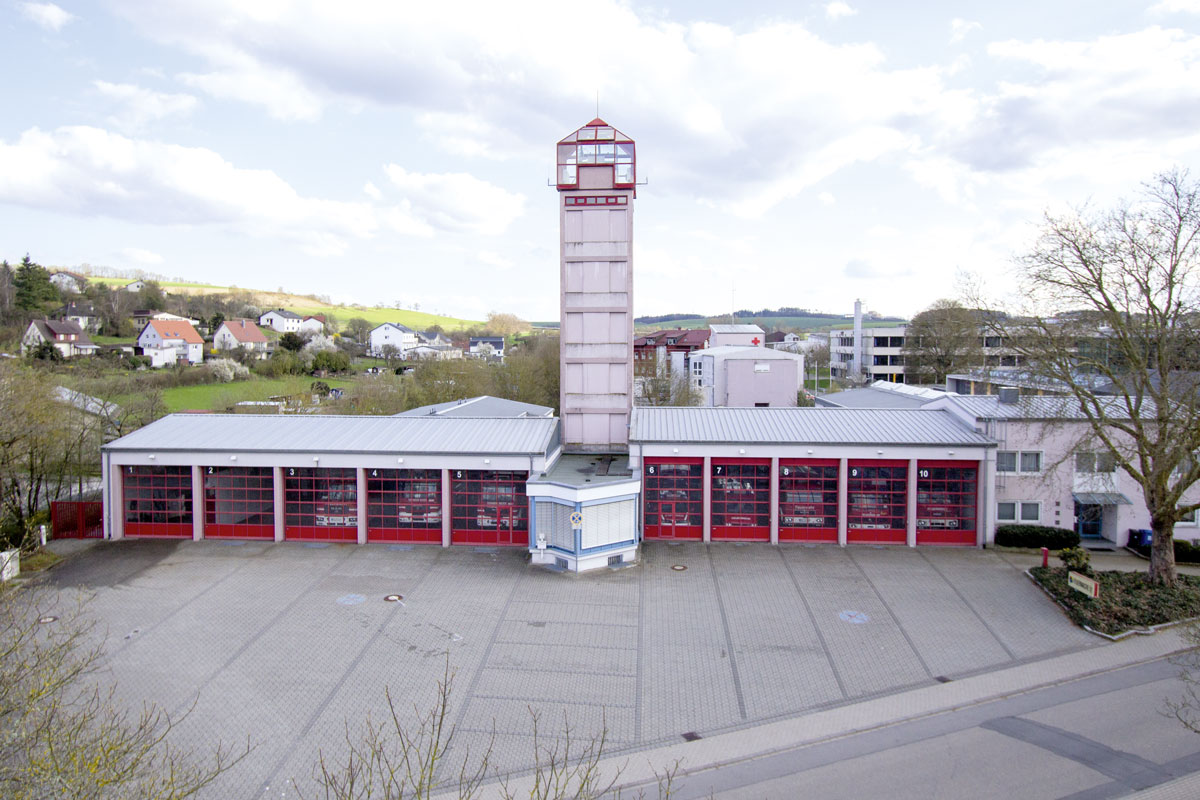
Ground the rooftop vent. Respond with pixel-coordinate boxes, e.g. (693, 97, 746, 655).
(998, 386, 1020, 405)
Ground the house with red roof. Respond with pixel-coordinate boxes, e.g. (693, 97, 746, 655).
(137, 319, 205, 367)
(214, 319, 270, 359)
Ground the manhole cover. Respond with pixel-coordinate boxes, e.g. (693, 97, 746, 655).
(384, 594, 403, 602)
(337, 594, 366, 606)
(935, 675, 952, 683)
(681, 731, 702, 741)
(839, 609, 869, 624)
(37, 615, 58, 624)
(671, 564, 687, 571)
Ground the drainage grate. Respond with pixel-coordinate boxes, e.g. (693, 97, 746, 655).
(934, 675, 952, 683)
(303, 542, 331, 549)
(474, 547, 498, 554)
(681, 732, 702, 742)
(388, 544, 414, 551)
(608, 554, 623, 566)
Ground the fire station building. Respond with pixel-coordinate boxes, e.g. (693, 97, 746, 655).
(97, 117, 1002, 571)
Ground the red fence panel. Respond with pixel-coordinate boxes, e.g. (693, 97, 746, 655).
(51, 501, 104, 539)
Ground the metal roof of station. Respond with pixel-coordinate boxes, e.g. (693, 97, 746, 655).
(103, 413, 560, 456)
(630, 407, 993, 446)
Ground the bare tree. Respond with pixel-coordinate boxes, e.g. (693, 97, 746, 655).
(901, 299, 985, 385)
(981, 170, 1200, 586)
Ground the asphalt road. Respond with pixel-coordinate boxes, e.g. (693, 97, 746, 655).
(662, 656, 1200, 800)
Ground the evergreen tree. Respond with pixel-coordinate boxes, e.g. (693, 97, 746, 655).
(13, 255, 59, 311)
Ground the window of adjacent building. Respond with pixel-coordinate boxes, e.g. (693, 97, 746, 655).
(997, 501, 1039, 522)
(998, 451, 1042, 473)
(889, 337, 904, 348)
(874, 336, 888, 347)
(1075, 452, 1117, 473)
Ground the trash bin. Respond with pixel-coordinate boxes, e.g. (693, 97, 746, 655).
(1128, 529, 1152, 548)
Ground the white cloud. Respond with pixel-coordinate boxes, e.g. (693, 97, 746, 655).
(477, 250, 513, 269)
(818, 191, 836, 206)
(950, 18, 981, 43)
(93, 81, 197, 131)
(824, 2, 858, 20)
(0, 126, 379, 256)
(383, 165, 525, 235)
(122, 247, 163, 264)
(21, 2, 75, 32)
(1150, 0, 1200, 14)
(178, 51, 322, 122)
(362, 181, 382, 200)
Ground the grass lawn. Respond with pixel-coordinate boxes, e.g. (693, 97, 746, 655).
(91, 335, 136, 345)
(157, 375, 355, 413)
(19, 548, 63, 572)
(1030, 566, 1200, 636)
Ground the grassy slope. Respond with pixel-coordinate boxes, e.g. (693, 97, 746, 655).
(155, 376, 355, 413)
(84, 277, 481, 331)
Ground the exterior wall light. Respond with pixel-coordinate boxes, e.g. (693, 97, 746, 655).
(397, 457, 404, 464)
(230, 455, 237, 461)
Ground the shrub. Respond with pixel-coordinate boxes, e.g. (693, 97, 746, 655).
(1058, 546, 1092, 573)
(1130, 538, 1200, 564)
(995, 524, 1080, 550)
(205, 358, 249, 383)
(311, 349, 350, 374)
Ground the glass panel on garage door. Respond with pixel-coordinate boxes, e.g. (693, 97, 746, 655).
(916, 461, 978, 545)
(203, 466, 274, 539)
(643, 459, 702, 540)
(284, 467, 358, 542)
(367, 468, 442, 543)
(779, 460, 838, 542)
(123, 465, 193, 537)
(711, 459, 770, 541)
(847, 461, 907, 544)
(451, 470, 529, 546)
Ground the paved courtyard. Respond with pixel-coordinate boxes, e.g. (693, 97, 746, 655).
(45, 540, 1100, 796)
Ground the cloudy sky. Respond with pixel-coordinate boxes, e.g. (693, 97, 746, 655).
(2, 1, 1199, 322)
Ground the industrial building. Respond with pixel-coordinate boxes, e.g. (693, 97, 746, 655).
(100, 118, 1040, 570)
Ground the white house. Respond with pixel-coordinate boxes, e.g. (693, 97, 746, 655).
(54, 302, 99, 332)
(299, 315, 326, 335)
(419, 331, 453, 347)
(124, 280, 147, 293)
(369, 323, 419, 357)
(468, 336, 505, 360)
(214, 319, 270, 358)
(138, 319, 204, 367)
(709, 324, 766, 348)
(259, 309, 302, 333)
(21, 320, 98, 358)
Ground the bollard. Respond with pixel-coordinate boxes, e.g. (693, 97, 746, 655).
(1042, 546, 1049, 568)
(39, 524, 47, 547)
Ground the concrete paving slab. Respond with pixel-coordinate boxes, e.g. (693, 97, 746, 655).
(36, 538, 1123, 796)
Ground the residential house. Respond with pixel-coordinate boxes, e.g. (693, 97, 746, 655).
(765, 331, 801, 351)
(686, 345, 805, 407)
(419, 330, 453, 347)
(468, 336, 505, 360)
(213, 319, 270, 358)
(369, 323, 420, 357)
(21, 319, 98, 358)
(406, 344, 463, 361)
(299, 315, 326, 335)
(53, 301, 100, 332)
(124, 279, 147, 292)
(131, 310, 200, 330)
(137, 319, 204, 367)
(259, 309, 302, 333)
(49, 271, 87, 294)
(633, 328, 710, 378)
(708, 323, 766, 348)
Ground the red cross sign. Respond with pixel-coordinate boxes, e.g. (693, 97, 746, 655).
(751, 337, 761, 345)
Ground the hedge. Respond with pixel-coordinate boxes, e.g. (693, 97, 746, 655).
(1130, 538, 1200, 564)
(995, 524, 1080, 550)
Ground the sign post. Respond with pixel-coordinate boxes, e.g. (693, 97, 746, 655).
(1068, 571, 1100, 599)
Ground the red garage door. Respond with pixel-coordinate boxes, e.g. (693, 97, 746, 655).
(643, 459, 702, 540)
(203, 466, 274, 539)
(123, 465, 193, 538)
(451, 470, 528, 546)
(367, 468, 442, 544)
(847, 461, 907, 544)
(779, 459, 838, 542)
(284, 467, 358, 542)
(916, 461, 978, 546)
(711, 459, 770, 541)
